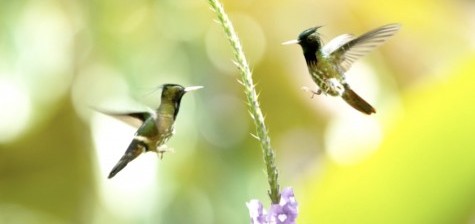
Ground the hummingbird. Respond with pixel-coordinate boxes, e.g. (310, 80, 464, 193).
(282, 23, 401, 115)
(102, 84, 203, 179)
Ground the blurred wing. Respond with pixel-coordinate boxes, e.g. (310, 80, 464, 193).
(322, 34, 354, 56)
(96, 109, 155, 128)
(330, 24, 401, 72)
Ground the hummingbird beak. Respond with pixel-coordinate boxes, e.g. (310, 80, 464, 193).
(184, 86, 204, 92)
(281, 39, 299, 45)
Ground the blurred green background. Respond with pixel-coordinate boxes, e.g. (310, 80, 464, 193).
(1, 0, 474, 223)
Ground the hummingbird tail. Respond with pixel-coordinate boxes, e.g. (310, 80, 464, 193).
(108, 138, 147, 178)
(108, 157, 130, 179)
(341, 84, 376, 115)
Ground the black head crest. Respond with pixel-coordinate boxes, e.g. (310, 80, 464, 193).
(298, 26, 322, 42)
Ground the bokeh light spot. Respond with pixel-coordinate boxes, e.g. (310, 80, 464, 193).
(0, 78, 31, 143)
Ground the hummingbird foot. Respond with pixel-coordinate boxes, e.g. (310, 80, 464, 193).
(301, 86, 322, 98)
(156, 145, 175, 159)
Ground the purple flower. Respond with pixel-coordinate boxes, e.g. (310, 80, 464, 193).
(246, 187, 299, 224)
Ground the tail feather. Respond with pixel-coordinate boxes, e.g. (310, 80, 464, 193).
(108, 139, 147, 178)
(108, 157, 131, 179)
(341, 84, 376, 115)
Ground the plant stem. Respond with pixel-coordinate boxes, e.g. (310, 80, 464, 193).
(207, 0, 280, 203)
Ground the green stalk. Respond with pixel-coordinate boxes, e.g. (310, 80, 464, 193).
(207, 0, 280, 203)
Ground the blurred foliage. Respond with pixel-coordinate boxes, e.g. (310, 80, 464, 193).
(299, 56, 475, 224)
(0, 0, 474, 223)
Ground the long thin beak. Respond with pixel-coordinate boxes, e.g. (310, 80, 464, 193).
(184, 86, 204, 92)
(281, 39, 299, 45)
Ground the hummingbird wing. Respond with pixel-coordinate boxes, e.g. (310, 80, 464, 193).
(329, 24, 401, 72)
(322, 34, 354, 56)
(96, 110, 155, 129)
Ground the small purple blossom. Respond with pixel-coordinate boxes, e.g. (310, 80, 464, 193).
(247, 187, 299, 224)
